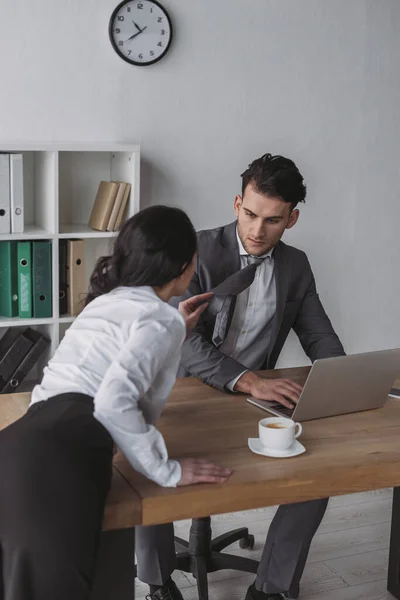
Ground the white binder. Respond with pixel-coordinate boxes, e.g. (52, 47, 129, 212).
(0, 154, 11, 234)
(10, 154, 24, 233)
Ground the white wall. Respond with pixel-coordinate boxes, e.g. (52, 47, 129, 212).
(1, 0, 399, 365)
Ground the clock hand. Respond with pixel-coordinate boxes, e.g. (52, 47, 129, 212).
(132, 20, 142, 33)
(126, 25, 147, 42)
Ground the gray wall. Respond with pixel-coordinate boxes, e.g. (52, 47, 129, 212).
(1, 0, 399, 365)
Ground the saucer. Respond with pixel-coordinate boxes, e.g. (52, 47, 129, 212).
(248, 437, 306, 458)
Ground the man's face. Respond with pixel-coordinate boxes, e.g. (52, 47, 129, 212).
(234, 184, 299, 256)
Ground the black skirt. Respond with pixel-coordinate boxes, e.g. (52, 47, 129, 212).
(0, 392, 114, 600)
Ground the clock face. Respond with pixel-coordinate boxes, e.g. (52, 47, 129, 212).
(109, 0, 173, 66)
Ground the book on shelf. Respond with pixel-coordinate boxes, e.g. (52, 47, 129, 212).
(0, 154, 10, 234)
(59, 240, 68, 315)
(32, 241, 52, 318)
(0, 328, 35, 391)
(0, 153, 24, 234)
(17, 241, 32, 318)
(10, 153, 24, 234)
(112, 182, 131, 231)
(0, 327, 50, 394)
(0, 241, 18, 318)
(88, 180, 131, 232)
(66, 239, 86, 316)
(0, 240, 53, 319)
(88, 181, 119, 231)
(106, 182, 131, 231)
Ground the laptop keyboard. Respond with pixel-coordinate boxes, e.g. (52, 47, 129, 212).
(269, 402, 295, 418)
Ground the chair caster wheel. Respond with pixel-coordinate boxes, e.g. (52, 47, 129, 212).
(239, 534, 255, 550)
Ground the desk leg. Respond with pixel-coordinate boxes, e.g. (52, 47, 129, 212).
(91, 528, 136, 600)
(388, 488, 400, 598)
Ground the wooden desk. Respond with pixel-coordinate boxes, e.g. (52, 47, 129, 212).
(113, 368, 400, 598)
(114, 368, 400, 525)
(2, 369, 400, 598)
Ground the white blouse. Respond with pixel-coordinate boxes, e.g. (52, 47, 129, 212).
(30, 286, 186, 487)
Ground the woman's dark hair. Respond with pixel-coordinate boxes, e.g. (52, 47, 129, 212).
(241, 153, 307, 208)
(86, 205, 197, 305)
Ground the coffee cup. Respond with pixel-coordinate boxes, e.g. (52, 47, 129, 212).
(258, 417, 302, 451)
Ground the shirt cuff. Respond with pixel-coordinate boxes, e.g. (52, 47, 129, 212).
(162, 459, 182, 487)
(225, 370, 249, 392)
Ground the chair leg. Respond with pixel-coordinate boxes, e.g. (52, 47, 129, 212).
(211, 527, 249, 552)
(388, 487, 400, 598)
(174, 536, 189, 554)
(192, 556, 210, 600)
(210, 551, 259, 575)
(175, 552, 191, 573)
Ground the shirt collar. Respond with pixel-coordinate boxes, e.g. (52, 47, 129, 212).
(236, 228, 274, 259)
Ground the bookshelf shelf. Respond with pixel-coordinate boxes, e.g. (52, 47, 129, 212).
(0, 317, 56, 327)
(58, 317, 75, 324)
(58, 226, 117, 238)
(0, 225, 52, 241)
(0, 142, 141, 392)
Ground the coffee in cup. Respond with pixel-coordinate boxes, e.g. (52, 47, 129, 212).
(259, 417, 302, 451)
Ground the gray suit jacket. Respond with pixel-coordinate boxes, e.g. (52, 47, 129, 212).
(171, 221, 345, 391)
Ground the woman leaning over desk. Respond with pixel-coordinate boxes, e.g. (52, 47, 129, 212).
(0, 205, 232, 600)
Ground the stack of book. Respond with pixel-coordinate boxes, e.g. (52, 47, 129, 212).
(0, 241, 52, 319)
(59, 239, 86, 317)
(88, 181, 131, 232)
(0, 153, 24, 234)
(0, 327, 50, 394)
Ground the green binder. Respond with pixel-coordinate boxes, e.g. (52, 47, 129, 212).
(17, 241, 32, 318)
(32, 241, 52, 318)
(0, 241, 18, 317)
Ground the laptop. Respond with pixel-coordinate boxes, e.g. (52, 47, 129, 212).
(247, 348, 400, 422)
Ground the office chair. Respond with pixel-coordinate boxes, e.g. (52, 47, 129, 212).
(175, 516, 258, 600)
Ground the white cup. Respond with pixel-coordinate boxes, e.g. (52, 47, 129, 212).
(258, 417, 302, 451)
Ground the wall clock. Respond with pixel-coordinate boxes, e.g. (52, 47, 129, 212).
(109, 0, 173, 66)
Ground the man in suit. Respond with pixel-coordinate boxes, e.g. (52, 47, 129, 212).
(138, 153, 345, 600)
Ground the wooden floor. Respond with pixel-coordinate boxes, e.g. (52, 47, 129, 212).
(135, 488, 395, 600)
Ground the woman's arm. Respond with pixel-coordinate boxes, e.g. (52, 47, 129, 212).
(93, 311, 186, 487)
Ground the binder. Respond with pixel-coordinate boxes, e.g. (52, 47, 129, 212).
(0, 241, 18, 317)
(17, 241, 32, 318)
(114, 183, 131, 230)
(66, 239, 86, 316)
(88, 181, 119, 231)
(107, 182, 128, 231)
(0, 153, 10, 234)
(10, 153, 24, 234)
(59, 240, 68, 315)
(2, 331, 50, 394)
(32, 241, 52, 318)
(0, 328, 36, 392)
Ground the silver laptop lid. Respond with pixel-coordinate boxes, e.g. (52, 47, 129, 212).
(247, 348, 400, 422)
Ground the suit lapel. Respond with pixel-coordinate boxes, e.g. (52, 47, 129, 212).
(221, 221, 240, 279)
(208, 221, 240, 343)
(268, 242, 290, 358)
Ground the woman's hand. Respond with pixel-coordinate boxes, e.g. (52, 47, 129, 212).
(178, 292, 213, 335)
(177, 458, 232, 486)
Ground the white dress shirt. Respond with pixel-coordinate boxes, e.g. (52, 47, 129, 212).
(221, 231, 277, 390)
(30, 286, 186, 487)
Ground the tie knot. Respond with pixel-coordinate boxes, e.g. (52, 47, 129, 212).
(246, 255, 264, 267)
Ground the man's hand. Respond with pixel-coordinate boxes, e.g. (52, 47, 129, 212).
(177, 458, 232, 486)
(234, 371, 303, 408)
(178, 292, 213, 336)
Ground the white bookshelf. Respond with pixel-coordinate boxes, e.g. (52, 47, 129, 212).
(0, 142, 140, 390)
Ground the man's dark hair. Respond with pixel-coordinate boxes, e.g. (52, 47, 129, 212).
(241, 153, 307, 208)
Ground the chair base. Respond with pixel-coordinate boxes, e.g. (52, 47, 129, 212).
(175, 517, 258, 600)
